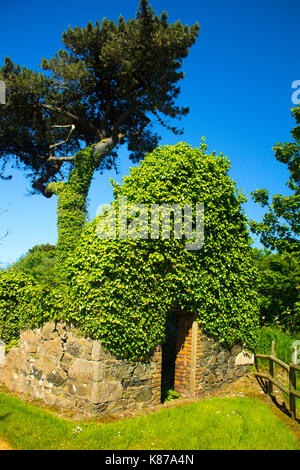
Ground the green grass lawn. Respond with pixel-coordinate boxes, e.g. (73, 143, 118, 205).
(0, 393, 298, 450)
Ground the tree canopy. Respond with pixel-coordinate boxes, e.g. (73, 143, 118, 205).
(9, 244, 57, 287)
(250, 106, 300, 334)
(252, 248, 299, 332)
(0, 0, 200, 281)
(0, 0, 199, 198)
(250, 105, 300, 254)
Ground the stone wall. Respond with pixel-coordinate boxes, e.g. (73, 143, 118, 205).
(0, 318, 253, 416)
(0, 322, 162, 417)
(195, 330, 251, 396)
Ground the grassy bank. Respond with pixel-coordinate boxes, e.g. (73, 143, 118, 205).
(0, 392, 298, 450)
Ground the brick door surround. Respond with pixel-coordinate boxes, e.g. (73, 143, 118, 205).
(174, 312, 198, 398)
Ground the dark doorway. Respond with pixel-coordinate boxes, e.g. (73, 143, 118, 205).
(161, 314, 179, 402)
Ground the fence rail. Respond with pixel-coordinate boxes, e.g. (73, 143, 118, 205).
(254, 341, 299, 420)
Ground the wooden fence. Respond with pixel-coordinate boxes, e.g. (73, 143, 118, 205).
(255, 341, 300, 420)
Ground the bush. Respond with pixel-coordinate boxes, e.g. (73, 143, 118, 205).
(64, 142, 259, 360)
(9, 244, 57, 288)
(0, 270, 64, 347)
(252, 249, 300, 333)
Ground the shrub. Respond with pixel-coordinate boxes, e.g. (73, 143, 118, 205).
(0, 270, 64, 347)
(9, 244, 57, 288)
(64, 142, 259, 360)
(255, 326, 299, 363)
(252, 248, 300, 333)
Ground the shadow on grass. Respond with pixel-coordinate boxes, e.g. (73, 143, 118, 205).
(255, 376, 300, 424)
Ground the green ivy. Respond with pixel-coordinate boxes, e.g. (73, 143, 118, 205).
(0, 142, 259, 357)
(63, 142, 259, 360)
(0, 271, 67, 347)
(49, 146, 98, 282)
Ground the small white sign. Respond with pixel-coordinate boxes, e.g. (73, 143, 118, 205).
(235, 350, 254, 365)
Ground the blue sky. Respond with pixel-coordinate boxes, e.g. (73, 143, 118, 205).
(0, 0, 299, 265)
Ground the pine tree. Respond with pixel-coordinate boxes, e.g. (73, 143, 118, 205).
(0, 1, 199, 278)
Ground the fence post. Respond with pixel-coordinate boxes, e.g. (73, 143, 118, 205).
(268, 341, 275, 395)
(292, 343, 299, 365)
(289, 347, 297, 420)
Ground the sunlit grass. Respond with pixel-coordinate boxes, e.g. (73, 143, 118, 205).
(0, 393, 298, 450)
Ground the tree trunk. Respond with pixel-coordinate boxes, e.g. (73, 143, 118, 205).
(48, 139, 115, 283)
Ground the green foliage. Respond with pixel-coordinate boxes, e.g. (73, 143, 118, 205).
(65, 233, 171, 360)
(250, 108, 300, 335)
(0, 1, 200, 280)
(0, 271, 48, 345)
(0, 270, 66, 347)
(255, 326, 299, 364)
(0, 0, 199, 196)
(10, 244, 57, 287)
(164, 389, 181, 402)
(250, 106, 300, 254)
(64, 142, 259, 360)
(252, 248, 300, 332)
(48, 147, 99, 281)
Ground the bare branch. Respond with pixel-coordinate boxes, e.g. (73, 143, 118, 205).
(47, 155, 75, 162)
(49, 124, 75, 150)
(44, 124, 76, 162)
(39, 103, 80, 122)
(38, 103, 98, 134)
